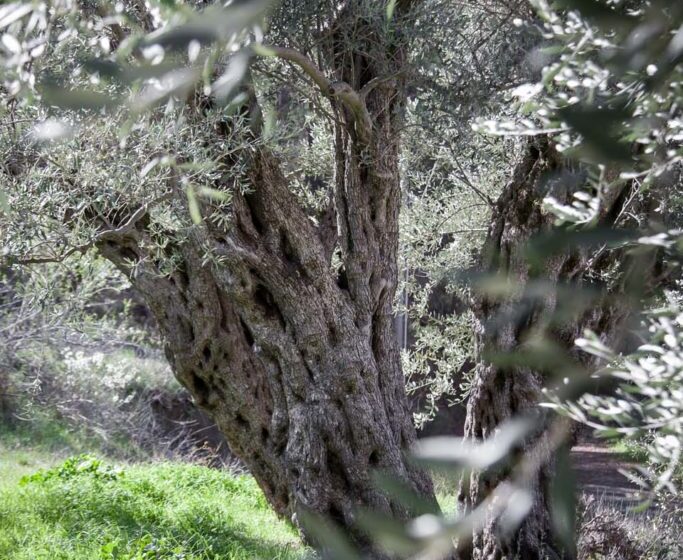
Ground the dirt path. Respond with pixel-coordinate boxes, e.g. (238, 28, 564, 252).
(570, 443, 641, 507)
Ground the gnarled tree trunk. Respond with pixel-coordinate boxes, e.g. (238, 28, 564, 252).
(96, 2, 435, 553)
(458, 138, 652, 560)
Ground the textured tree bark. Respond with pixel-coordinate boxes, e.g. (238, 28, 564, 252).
(95, 3, 436, 554)
(457, 139, 651, 560)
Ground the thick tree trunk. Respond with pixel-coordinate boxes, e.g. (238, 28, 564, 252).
(96, 4, 435, 554)
(458, 139, 649, 560)
(458, 140, 566, 560)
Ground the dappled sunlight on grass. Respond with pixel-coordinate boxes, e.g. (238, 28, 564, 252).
(0, 448, 307, 560)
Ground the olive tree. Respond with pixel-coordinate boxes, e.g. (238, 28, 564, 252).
(1, 0, 477, 551)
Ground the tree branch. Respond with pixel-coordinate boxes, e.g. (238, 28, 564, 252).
(258, 45, 373, 142)
(261, 46, 331, 93)
(6, 196, 168, 266)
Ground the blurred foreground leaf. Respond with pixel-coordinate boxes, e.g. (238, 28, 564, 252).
(411, 416, 536, 470)
(550, 445, 577, 555)
(298, 508, 361, 560)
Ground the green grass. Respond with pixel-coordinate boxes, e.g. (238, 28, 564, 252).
(0, 448, 307, 560)
(432, 471, 459, 517)
(0, 419, 94, 456)
(608, 438, 651, 464)
(0, 435, 461, 560)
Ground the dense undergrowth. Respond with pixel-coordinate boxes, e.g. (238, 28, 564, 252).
(577, 494, 683, 560)
(0, 449, 306, 560)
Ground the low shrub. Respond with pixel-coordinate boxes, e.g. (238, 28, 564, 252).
(20, 454, 123, 485)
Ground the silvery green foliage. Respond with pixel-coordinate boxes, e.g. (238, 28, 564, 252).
(475, 0, 683, 226)
(472, 0, 683, 497)
(398, 108, 491, 426)
(400, 309, 475, 429)
(0, 0, 281, 269)
(559, 299, 683, 496)
(0, 0, 272, 107)
(0, 1, 77, 102)
(468, 0, 683, 500)
(0, 101, 251, 268)
(0, 0, 271, 234)
(396, 1, 531, 426)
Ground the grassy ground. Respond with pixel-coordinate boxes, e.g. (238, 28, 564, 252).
(3, 443, 680, 560)
(0, 445, 307, 560)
